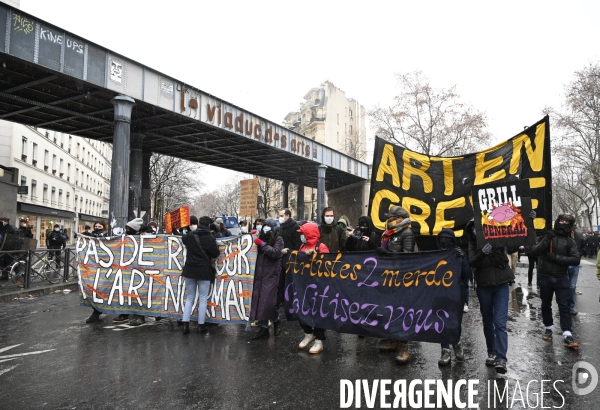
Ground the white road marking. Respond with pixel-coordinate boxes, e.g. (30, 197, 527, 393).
(0, 358, 17, 364)
(0, 364, 19, 376)
(0, 344, 22, 354)
(0, 349, 55, 360)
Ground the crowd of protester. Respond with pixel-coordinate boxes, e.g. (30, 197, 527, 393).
(72, 207, 588, 375)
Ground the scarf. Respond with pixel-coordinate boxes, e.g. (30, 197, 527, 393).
(381, 218, 411, 249)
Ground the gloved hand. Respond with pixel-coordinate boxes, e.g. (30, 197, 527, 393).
(304, 249, 314, 255)
(529, 210, 536, 219)
(546, 253, 556, 262)
(254, 238, 265, 247)
(376, 246, 389, 255)
(545, 230, 556, 240)
(456, 248, 464, 257)
(482, 243, 493, 254)
(282, 248, 289, 254)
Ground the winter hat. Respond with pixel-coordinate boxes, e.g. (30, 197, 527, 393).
(126, 218, 144, 232)
(0, 217, 9, 222)
(385, 206, 409, 218)
(189, 215, 199, 225)
(215, 217, 223, 224)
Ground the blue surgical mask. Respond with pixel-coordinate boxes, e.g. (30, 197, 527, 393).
(301, 234, 306, 243)
(54, 228, 60, 232)
(262, 226, 271, 233)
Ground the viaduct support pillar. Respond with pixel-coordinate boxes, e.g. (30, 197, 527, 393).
(141, 150, 152, 224)
(108, 95, 135, 235)
(296, 182, 304, 222)
(128, 133, 144, 221)
(281, 181, 289, 209)
(317, 165, 327, 223)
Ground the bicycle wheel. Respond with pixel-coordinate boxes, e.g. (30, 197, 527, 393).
(43, 260, 62, 284)
(10, 261, 26, 288)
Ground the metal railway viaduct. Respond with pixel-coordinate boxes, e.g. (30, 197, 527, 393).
(0, 3, 369, 233)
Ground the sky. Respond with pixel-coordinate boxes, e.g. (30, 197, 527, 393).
(18, 0, 600, 192)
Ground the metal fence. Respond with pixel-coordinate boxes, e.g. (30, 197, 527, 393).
(0, 248, 77, 289)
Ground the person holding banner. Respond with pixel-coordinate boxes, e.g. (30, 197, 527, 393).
(436, 229, 470, 366)
(181, 216, 220, 335)
(250, 218, 285, 339)
(345, 216, 380, 252)
(296, 222, 330, 353)
(376, 206, 415, 365)
(528, 214, 580, 349)
(466, 219, 513, 374)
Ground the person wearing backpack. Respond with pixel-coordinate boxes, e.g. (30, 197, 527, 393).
(296, 222, 330, 354)
(181, 216, 220, 335)
(529, 214, 581, 349)
(318, 207, 346, 252)
(46, 224, 66, 267)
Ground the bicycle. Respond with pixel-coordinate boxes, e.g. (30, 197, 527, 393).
(11, 255, 61, 288)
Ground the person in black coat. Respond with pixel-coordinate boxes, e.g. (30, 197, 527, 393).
(345, 215, 380, 252)
(17, 220, 33, 239)
(181, 216, 220, 334)
(529, 214, 580, 348)
(466, 219, 512, 375)
(277, 209, 302, 312)
(250, 218, 284, 340)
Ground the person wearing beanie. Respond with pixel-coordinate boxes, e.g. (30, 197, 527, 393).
(249, 218, 284, 340)
(529, 214, 580, 349)
(126, 218, 144, 235)
(436, 228, 470, 366)
(181, 216, 220, 334)
(376, 206, 415, 364)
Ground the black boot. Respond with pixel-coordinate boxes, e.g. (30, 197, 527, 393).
(182, 322, 190, 335)
(273, 320, 281, 336)
(252, 327, 270, 340)
(197, 324, 208, 334)
(85, 311, 101, 323)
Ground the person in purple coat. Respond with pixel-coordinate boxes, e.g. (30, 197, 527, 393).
(250, 218, 284, 339)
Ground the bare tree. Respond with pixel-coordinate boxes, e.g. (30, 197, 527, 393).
(257, 177, 281, 218)
(368, 71, 491, 156)
(344, 129, 368, 162)
(552, 161, 598, 228)
(150, 154, 203, 219)
(545, 63, 600, 204)
(190, 178, 241, 218)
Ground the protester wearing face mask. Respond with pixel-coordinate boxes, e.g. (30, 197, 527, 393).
(318, 207, 345, 252)
(528, 214, 580, 350)
(91, 222, 107, 238)
(249, 218, 284, 340)
(17, 220, 33, 239)
(436, 229, 470, 366)
(295, 222, 329, 353)
(346, 216, 380, 252)
(46, 223, 66, 267)
(239, 220, 248, 234)
(181, 216, 221, 334)
(466, 218, 513, 374)
(253, 218, 265, 235)
(277, 209, 302, 312)
(376, 206, 416, 365)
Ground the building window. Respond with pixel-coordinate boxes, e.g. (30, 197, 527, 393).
(337, 132, 339, 143)
(349, 125, 353, 134)
(43, 185, 48, 203)
(337, 114, 339, 125)
(52, 154, 57, 174)
(21, 137, 27, 160)
(68, 136, 72, 153)
(59, 159, 64, 176)
(44, 150, 49, 170)
(67, 163, 71, 181)
(31, 181, 37, 201)
(349, 109, 353, 118)
(32, 143, 38, 166)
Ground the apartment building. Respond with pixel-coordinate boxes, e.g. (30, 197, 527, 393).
(0, 120, 111, 246)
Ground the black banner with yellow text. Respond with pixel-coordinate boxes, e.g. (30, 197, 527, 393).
(368, 116, 552, 242)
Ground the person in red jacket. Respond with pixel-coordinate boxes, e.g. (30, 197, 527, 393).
(295, 222, 329, 354)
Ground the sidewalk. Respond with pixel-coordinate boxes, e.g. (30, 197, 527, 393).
(0, 276, 79, 303)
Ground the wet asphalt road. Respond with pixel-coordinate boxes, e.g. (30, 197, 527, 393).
(1, 260, 599, 410)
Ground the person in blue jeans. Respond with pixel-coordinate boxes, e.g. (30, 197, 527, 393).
(437, 228, 471, 366)
(181, 216, 220, 335)
(529, 214, 580, 348)
(567, 265, 579, 315)
(466, 219, 514, 374)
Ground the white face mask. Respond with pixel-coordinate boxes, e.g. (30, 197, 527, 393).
(55, 228, 60, 232)
(182, 229, 187, 234)
(241, 227, 248, 233)
(21, 223, 26, 227)
(190, 225, 197, 231)
(301, 234, 307, 243)
(255, 225, 262, 231)
(278, 217, 285, 224)
(324, 216, 334, 225)
(262, 226, 271, 233)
